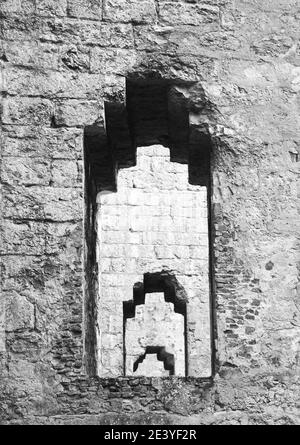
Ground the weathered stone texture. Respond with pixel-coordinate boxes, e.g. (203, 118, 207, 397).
(0, 0, 299, 425)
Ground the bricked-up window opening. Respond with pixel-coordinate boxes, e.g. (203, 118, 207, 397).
(83, 77, 214, 378)
(123, 273, 187, 377)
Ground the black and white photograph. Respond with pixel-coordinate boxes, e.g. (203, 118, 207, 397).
(0, 0, 299, 428)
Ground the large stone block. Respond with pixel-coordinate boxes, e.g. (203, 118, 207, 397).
(67, 0, 102, 20)
(45, 221, 82, 255)
(1, 41, 59, 70)
(2, 98, 54, 126)
(4, 67, 111, 99)
(159, 3, 220, 26)
(0, 221, 46, 255)
(36, 0, 67, 17)
(2, 126, 83, 160)
(1, 157, 51, 186)
(103, 0, 157, 24)
(1, 15, 38, 41)
(134, 23, 223, 57)
(2, 185, 83, 222)
(51, 160, 79, 187)
(133, 25, 178, 54)
(0, 0, 35, 14)
(4, 293, 35, 332)
(54, 99, 104, 127)
(0, 220, 82, 256)
(59, 44, 90, 72)
(39, 19, 134, 48)
(90, 48, 137, 75)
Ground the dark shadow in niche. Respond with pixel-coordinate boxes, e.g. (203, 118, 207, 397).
(126, 76, 212, 188)
(83, 74, 216, 377)
(124, 271, 188, 318)
(126, 78, 190, 165)
(133, 346, 175, 375)
(123, 271, 188, 377)
(84, 124, 120, 375)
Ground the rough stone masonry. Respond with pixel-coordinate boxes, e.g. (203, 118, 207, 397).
(0, 0, 300, 426)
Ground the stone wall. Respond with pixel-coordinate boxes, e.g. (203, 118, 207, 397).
(0, 0, 299, 425)
(97, 145, 210, 378)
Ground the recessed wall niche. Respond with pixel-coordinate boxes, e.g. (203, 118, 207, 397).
(84, 78, 213, 378)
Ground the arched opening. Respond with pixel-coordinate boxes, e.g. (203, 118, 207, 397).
(83, 75, 214, 378)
